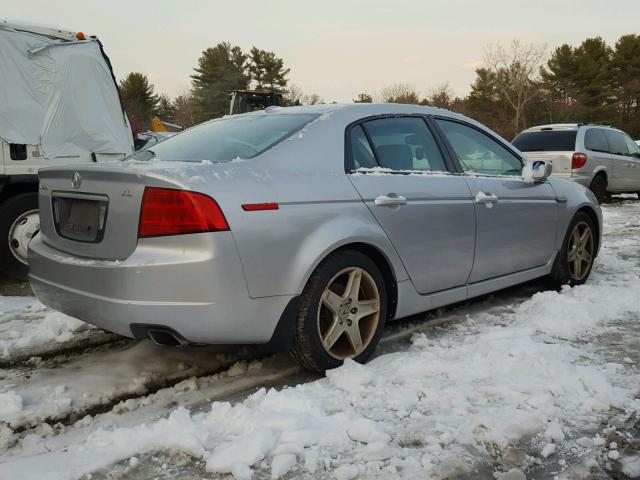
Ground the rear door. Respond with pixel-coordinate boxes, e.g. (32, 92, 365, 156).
(346, 116, 476, 295)
(434, 118, 558, 283)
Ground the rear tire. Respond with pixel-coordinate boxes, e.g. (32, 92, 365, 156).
(0, 193, 39, 282)
(548, 211, 596, 288)
(588, 174, 608, 204)
(290, 250, 387, 372)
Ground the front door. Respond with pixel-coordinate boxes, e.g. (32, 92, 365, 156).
(346, 117, 476, 295)
(434, 118, 559, 283)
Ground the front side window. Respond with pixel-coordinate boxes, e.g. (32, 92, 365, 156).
(362, 117, 447, 172)
(604, 130, 630, 156)
(622, 133, 640, 156)
(127, 113, 318, 163)
(436, 119, 522, 176)
(584, 128, 610, 153)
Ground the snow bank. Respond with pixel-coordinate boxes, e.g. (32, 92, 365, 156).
(0, 297, 87, 358)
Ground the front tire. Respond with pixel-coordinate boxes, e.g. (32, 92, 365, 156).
(0, 192, 39, 282)
(548, 211, 596, 287)
(290, 250, 387, 372)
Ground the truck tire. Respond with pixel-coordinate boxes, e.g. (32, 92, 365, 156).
(0, 192, 39, 282)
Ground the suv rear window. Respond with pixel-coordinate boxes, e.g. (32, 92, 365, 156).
(127, 113, 318, 163)
(512, 131, 577, 152)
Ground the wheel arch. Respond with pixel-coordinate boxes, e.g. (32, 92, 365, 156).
(591, 168, 608, 183)
(266, 240, 400, 354)
(330, 242, 399, 321)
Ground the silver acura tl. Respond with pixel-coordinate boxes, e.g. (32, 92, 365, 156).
(28, 104, 602, 371)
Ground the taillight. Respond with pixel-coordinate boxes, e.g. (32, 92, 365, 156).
(572, 153, 588, 170)
(138, 187, 229, 238)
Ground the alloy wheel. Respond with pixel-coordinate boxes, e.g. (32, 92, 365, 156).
(317, 266, 381, 359)
(567, 221, 594, 281)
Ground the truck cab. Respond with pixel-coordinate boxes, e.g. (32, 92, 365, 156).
(0, 20, 133, 279)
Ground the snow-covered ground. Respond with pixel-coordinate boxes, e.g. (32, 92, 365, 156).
(0, 198, 639, 480)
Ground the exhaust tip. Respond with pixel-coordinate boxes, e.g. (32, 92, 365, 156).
(147, 329, 183, 346)
(130, 323, 188, 346)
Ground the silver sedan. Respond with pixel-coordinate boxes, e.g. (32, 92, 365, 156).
(28, 104, 602, 371)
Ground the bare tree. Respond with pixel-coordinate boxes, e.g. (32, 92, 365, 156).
(173, 90, 196, 128)
(424, 82, 454, 109)
(302, 93, 323, 105)
(378, 83, 420, 104)
(353, 92, 373, 103)
(484, 40, 547, 133)
(284, 84, 304, 105)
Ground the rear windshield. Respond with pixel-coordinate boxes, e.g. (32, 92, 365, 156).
(512, 130, 577, 152)
(127, 113, 318, 163)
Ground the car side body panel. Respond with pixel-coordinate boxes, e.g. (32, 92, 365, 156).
(28, 104, 603, 346)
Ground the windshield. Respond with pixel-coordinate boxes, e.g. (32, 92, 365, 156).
(126, 113, 318, 163)
(512, 130, 577, 152)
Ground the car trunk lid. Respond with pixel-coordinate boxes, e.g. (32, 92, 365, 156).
(37, 164, 179, 260)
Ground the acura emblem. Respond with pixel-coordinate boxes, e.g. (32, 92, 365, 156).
(71, 172, 82, 190)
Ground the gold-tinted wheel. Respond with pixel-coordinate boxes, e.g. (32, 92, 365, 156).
(290, 249, 387, 372)
(318, 267, 381, 359)
(567, 221, 594, 281)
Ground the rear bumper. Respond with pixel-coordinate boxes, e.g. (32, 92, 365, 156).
(552, 172, 591, 188)
(28, 233, 293, 344)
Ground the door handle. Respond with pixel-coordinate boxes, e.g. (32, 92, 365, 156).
(476, 191, 498, 205)
(374, 194, 407, 206)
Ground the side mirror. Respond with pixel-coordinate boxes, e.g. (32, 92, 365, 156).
(523, 159, 552, 182)
(532, 160, 553, 181)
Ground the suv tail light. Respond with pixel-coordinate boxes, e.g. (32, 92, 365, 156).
(138, 187, 229, 238)
(572, 152, 588, 170)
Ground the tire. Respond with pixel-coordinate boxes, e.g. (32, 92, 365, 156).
(588, 174, 608, 204)
(548, 211, 597, 288)
(290, 249, 388, 372)
(0, 192, 39, 282)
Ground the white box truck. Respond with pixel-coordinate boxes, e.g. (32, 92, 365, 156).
(0, 20, 133, 280)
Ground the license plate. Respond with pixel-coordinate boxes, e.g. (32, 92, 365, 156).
(52, 193, 108, 243)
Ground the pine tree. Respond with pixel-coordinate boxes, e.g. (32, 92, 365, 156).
(572, 37, 614, 122)
(154, 94, 176, 123)
(540, 44, 579, 122)
(191, 43, 250, 122)
(611, 34, 640, 136)
(120, 72, 159, 131)
(248, 48, 290, 91)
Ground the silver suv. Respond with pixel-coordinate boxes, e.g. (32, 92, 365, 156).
(513, 124, 640, 202)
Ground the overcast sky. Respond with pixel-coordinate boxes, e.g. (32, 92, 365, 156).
(4, 0, 639, 102)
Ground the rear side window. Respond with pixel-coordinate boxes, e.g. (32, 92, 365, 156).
(603, 130, 630, 156)
(362, 117, 447, 172)
(512, 131, 577, 152)
(127, 113, 318, 163)
(349, 125, 378, 169)
(584, 129, 610, 153)
(436, 119, 522, 176)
